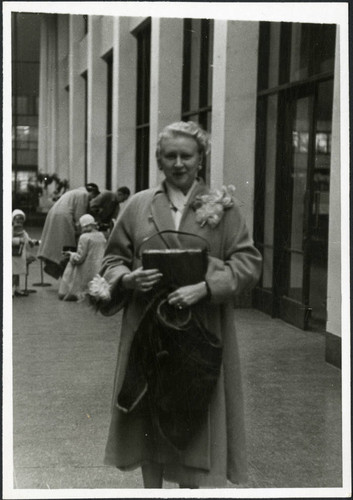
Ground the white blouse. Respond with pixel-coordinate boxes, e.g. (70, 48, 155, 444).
(165, 180, 198, 230)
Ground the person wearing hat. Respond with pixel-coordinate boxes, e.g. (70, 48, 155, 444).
(38, 184, 100, 279)
(58, 213, 106, 301)
(12, 209, 39, 297)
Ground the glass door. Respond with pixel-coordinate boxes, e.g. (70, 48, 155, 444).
(274, 81, 333, 330)
(308, 80, 333, 329)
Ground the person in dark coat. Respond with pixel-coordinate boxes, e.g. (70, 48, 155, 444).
(89, 186, 130, 232)
(89, 122, 262, 488)
(37, 183, 100, 278)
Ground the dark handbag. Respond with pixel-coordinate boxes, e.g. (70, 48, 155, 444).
(139, 230, 209, 288)
(118, 230, 222, 450)
(117, 289, 223, 450)
(151, 299, 223, 449)
(12, 242, 24, 257)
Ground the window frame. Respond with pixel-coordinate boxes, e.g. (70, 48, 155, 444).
(133, 18, 151, 192)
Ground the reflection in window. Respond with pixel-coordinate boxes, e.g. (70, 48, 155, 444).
(315, 132, 331, 154)
(12, 125, 39, 150)
(12, 170, 37, 193)
(292, 130, 331, 154)
(291, 131, 309, 153)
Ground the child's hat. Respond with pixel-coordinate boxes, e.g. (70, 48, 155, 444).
(79, 214, 95, 228)
(12, 209, 26, 221)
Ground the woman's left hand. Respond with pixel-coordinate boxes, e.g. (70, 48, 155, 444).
(167, 282, 208, 309)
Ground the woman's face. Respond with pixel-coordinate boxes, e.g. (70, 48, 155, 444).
(158, 134, 202, 194)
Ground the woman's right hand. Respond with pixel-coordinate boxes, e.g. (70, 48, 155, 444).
(121, 266, 163, 292)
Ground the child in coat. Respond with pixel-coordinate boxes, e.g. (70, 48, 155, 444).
(58, 214, 106, 301)
(12, 209, 38, 297)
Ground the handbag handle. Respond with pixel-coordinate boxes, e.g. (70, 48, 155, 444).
(137, 229, 210, 259)
(156, 298, 192, 330)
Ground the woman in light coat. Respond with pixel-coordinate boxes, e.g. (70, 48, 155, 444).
(59, 214, 106, 301)
(38, 184, 100, 279)
(92, 122, 262, 488)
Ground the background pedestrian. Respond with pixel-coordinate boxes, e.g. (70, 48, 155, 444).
(12, 209, 39, 297)
(59, 214, 106, 301)
(38, 183, 100, 279)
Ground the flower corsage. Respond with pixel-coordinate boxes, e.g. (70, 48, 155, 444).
(192, 185, 236, 228)
(88, 274, 111, 302)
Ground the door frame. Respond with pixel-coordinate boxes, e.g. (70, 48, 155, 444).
(272, 83, 318, 329)
(253, 76, 333, 330)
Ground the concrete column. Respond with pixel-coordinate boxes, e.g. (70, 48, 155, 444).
(87, 16, 107, 188)
(56, 15, 69, 180)
(211, 20, 227, 190)
(211, 20, 259, 232)
(38, 14, 58, 175)
(111, 17, 137, 193)
(68, 15, 86, 188)
(326, 28, 342, 340)
(149, 17, 184, 187)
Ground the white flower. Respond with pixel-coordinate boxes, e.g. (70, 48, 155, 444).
(194, 185, 235, 229)
(88, 275, 111, 301)
(207, 214, 221, 228)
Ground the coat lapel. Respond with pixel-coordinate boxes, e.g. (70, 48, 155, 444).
(150, 184, 182, 249)
(149, 180, 210, 249)
(179, 179, 209, 234)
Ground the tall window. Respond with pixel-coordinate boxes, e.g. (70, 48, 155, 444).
(253, 22, 336, 330)
(83, 15, 88, 34)
(104, 51, 113, 189)
(134, 19, 151, 192)
(12, 12, 40, 208)
(182, 19, 213, 180)
(82, 71, 88, 184)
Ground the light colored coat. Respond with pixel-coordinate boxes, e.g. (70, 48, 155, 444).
(59, 230, 106, 301)
(99, 181, 262, 486)
(38, 187, 90, 266)
(12, 230, 34, 276)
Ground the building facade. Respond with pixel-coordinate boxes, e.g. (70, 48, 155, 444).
(20, 13, 342, 364)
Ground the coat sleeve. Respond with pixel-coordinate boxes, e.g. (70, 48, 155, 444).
(23, 230, 36, 248)
(96, 199, 135, 316)
(205, 203, 262, 304)
(73, 191, 89, 225)
(70, 235, 89, 265)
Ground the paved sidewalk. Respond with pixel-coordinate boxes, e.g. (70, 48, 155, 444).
(9, 227, 342, 491)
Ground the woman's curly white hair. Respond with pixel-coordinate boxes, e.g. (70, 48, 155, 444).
(155, 121, 211, 160)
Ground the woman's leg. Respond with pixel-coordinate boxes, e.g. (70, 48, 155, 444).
(141, 463, 164, 488)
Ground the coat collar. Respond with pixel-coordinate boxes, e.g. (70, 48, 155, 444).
(150, 182, 180, 248)
(149, 180, 210, 248)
